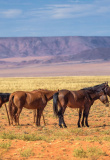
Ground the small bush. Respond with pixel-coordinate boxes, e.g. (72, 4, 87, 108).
(0, 141, 11, 150)
(73, 147, 87, 158)
(20, 148, 34, 157)
(73, 146, 107, 159)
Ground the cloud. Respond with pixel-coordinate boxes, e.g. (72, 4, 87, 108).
(0, 9, 22, 18)
(29, 0, 110, 20)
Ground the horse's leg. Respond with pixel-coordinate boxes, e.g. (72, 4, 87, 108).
(8, 104, 14, 125)
(36, 109, 39, 126)
(10, 105, 17, 125)
(81, 109, 85, 127)
(83, 105, 90, 127)
(61, 106, 67, 128)
(33, 109, 36, 123)
(42, 112, 46, 125)
(15, 107, 22, 125)
(38, 108, 45, 126)
(58, 106, 67, 128)
(58, 107, 63, 128)
(13, 107, 18, 124)
(85, 108, 90, 127)
(77, 108, 82, 128)
(85, 113, 89, 127)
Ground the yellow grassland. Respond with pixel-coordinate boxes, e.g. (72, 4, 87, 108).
(0, 76, 110, 93)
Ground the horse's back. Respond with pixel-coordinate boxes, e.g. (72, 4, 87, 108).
(9, 91, 27, 107)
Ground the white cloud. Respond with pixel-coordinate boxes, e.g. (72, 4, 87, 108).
(29, 1, 110, 20)
(1, 9, 22, 18)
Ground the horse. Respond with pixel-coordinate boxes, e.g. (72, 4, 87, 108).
(8, 89, 57, 126)
(79, 83, 109, 127)
(0, 93, 11, 125)
(53, 83, 109, 128)
(0, 93, 10, 108)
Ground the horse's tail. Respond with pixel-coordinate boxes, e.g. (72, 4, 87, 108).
(8, 95, 14, 121)
(53, 92, 59, 117)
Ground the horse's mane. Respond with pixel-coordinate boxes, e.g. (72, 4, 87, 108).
(81, 83, 107, 94)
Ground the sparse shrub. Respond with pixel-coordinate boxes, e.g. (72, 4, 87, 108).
(20, 148, 34, 157)
(1, 132, 17, 140)
(0, 141, 11, 150)
(73, 146, 107, 159)
(73, 147, 87, 158)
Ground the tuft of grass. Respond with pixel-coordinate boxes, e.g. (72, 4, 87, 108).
(20, 148, 34, 158)
(21, 134, 38, 141)
(0, 141, 11, 150)
(73, 147, 87, 158)
(87, 146, 107, 158)
(1, 132, 17, 140)
(73, 146, 107, 159)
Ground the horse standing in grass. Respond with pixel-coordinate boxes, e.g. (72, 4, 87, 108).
(53, 83, 109, 128)
(8, 89, 57, 126)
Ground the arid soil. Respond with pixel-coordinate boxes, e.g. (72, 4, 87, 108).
(0, 100, 110, 160)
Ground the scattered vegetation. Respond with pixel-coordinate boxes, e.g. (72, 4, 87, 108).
(20, 148, 34, 158)
(73, 146, 107, 159)
(0, 141, 11, 150)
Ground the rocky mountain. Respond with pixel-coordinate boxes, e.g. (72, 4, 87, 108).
(0, 36, 110, 64)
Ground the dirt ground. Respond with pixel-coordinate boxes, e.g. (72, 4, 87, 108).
(0, 100, 110, 160)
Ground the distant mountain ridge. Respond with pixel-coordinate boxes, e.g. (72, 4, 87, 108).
(0, 36, 110, 63)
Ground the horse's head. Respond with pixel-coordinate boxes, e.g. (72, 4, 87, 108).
(99, 89, 109, 107)
(105, 86, 110, 97)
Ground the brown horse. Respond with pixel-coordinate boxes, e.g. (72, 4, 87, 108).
(8, 89, 57, 126)
(53, 83, 109, 128)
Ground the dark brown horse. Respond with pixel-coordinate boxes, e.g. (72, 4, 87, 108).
(53, 83, 109, 128)
(8, 89, 57, 126)
(0, 93, 11, 125)
(0, 93, 10, 108)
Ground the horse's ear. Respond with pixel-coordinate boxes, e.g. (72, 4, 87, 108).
(105, 81, 108, 85)
(58, 89, 59, 91)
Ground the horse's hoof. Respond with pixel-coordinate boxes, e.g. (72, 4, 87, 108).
(81, 123, 84, 127)
(64, 125, 67, 128)
(59, 125, 63, 128)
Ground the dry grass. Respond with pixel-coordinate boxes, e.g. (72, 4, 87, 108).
(0, 76, 110, 93)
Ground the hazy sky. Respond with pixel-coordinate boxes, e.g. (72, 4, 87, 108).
(0, 0, 110, 37)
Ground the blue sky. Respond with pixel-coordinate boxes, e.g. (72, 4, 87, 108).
(0, 0, 110, 37)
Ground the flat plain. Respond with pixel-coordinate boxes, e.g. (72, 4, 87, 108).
(1, 58, 110, 77)
(0, 76, 110, 160)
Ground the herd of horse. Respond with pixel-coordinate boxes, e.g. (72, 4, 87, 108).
(0, 82, 110, 128)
